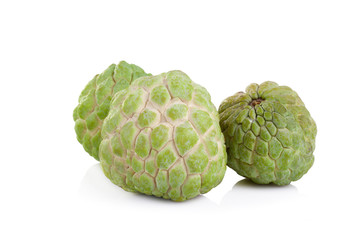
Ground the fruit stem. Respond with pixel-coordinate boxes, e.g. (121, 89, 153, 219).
(250, 98, 264, 107)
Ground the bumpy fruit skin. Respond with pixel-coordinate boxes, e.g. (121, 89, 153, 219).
(73, 61, 150, 160)
(219, 81, 316, 185)
(99, 71, 227, 201)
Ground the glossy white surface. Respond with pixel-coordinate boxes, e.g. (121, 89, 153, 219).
(1, 1, 359, 239)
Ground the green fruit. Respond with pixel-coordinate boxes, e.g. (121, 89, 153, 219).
(73, 61, 150, 160)
(99, 71, 227, 201)
(219, 81, 316, 185)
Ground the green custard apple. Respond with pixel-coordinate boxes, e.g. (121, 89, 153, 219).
(219, 81, 316, 185)
(73, 61, 150, 160)
(99, 71, 227, 201)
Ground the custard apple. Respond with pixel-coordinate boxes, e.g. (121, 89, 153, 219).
(219, 81, 316, 185)
(73, 61, 150, 160)
(99, 71, 227, 201)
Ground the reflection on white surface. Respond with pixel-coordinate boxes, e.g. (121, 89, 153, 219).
(79, 164, 301, 210)
(78, 163, 218, 210)
(221, 179, 299, 207)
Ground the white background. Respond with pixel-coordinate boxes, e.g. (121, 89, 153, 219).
(1, 0, 359, 239)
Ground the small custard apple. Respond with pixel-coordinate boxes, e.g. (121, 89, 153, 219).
(73, 61, 150, 160)
(99, 71, 227, 201)
(219, 81, 316, 185)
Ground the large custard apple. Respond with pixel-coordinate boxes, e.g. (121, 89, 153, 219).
(73, 61, 150, 160)
(219, 81, 316, 185)
(99, 71, 227, 201)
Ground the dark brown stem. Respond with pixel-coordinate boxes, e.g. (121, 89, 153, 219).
(250, 98, 264, 107)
